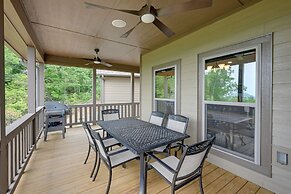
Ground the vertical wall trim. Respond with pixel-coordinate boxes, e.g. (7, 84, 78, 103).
(131, 73, 135, 116)
(27, 46, 36, 113)
(39, 63, 45, 106)
(92, 68, 97, 124)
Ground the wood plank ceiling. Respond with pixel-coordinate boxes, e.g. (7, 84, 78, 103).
(9, 0, 260, 68)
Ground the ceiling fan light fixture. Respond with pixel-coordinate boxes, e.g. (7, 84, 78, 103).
(141, 13, 155, 23)
(112, 19, 127, 28)
(94, 60, 101, 64)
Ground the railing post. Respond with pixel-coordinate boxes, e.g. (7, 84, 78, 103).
(92, 68, 97, 124)
(0, 0, 9, 193)
(130, 73, 135, 117)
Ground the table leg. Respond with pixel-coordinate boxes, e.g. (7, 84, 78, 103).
(139, 152, 147, 194)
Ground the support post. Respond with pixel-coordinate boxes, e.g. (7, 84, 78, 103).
(27, 46, 36, 113)
(130, 73, 135, 117)
(39, 63, 45, 106)
(0, 0, 9, 193)
(92, 68, 97, 124)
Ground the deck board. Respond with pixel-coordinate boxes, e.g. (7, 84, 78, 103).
(14, 127, 274, 194)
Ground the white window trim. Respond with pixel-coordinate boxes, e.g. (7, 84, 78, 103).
(152, 60, 181, 114)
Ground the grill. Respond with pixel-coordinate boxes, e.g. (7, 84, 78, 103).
(44, 101, 69, 141)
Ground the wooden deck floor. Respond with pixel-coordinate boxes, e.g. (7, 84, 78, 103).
(14, 127, 273, 194)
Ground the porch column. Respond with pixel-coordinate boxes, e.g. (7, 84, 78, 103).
(0, 0, 8, 193)
(92, 67, 97, 124)
(39, 63, 45, 106)
(27, 46, 36, 113)
(130, 73, 135, 117)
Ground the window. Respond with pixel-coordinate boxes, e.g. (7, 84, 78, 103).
(198, 35, 272, 176)
(153, 60, 181, 115)
(4, 46, 28, 126)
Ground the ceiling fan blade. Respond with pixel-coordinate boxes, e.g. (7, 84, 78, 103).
(100, 61, 113, 67)
(120, 21, 142, 38)
(84, 62, 91, 66)
(84, 2, 140, 16)
(152, 18, 175, 37)
(156, 0, 212, 17)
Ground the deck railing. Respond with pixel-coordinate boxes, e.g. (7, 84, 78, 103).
(0, 107, 44, 194)
(66, 102, 140, 127)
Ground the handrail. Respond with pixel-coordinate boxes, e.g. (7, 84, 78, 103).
(66, 102, 140, 127)
(0, 106, 45, 194)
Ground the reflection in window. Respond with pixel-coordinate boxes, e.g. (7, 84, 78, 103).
(154, 67, 175, 114)
(204, 49, 257, 161)
(205, 49, 256, 103)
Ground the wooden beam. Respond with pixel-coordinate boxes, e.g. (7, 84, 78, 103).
(27, 46, 36, 113)
(38, 63, 45, 106)
(45, 55, 140, 73)
(92, 68, 97, 125)
(10, 0, 44, 61)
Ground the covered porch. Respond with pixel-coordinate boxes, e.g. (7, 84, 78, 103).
(1, 0, 291, 194)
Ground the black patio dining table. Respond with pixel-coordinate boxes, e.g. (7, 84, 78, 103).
(97, 118, 189, 194)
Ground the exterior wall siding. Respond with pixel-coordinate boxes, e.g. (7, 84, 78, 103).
(103, 77, 140, 103)
(140, 0, 291, 193)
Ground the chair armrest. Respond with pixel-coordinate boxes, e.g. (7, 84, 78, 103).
(92, 127, 104, 132)
(147, 152, 178, 174)
(108, 148, 129, 156)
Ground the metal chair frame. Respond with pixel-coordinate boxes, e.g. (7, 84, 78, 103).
(148, 137, 215, 194)
(91, 131, 139, 194)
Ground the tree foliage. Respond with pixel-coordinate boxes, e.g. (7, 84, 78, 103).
(44, 65, 100, 105)
(4, 46, 101, 125)
(4, 46, 28, 125)
(204, 69, 237, 101)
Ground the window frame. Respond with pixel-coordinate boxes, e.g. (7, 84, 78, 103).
(152, 60, 181, 114)
(198, 34, 272, 176)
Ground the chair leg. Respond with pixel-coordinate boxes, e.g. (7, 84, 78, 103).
(199, 176, 204, 194)
(106, 169, 113, 194)
(170, 185, 175, 194)
(84, 145, 91, 164)
(122, 163, 126, 168)
(90, 151, 98, 178)
(93, 155, 101, 181)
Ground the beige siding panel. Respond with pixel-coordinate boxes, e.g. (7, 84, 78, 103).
(141, 0, 291, 193)
(104, 77, 140, 103)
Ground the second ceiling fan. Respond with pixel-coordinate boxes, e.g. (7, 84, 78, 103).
(85, 0, 212, 38)
(84, 48, 113, 67)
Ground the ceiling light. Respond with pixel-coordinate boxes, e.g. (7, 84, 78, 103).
(112, 19, 126, 28)
(218, 64, 225, 69)
(228, 61, 232, 64)
(141, 14, 155, 23)
(94, 61, 101, 64)
(207, 66, 213, 71)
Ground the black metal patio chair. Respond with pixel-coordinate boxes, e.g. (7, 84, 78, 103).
(91, 131, 139, 194)
(148, 137, 215, 194)
(82, 123, 120, 179)
(149, 111, 166, 126)
(153, 114, 189, 156)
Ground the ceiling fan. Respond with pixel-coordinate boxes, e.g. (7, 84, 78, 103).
(84, 48, 113, 67)
(84, 0, 212, 38)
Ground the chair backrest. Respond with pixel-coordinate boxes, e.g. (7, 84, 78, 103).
(89, 127, 111, 166)
(149, 111, 165, 126)
(82, 123, 95, 147)
(175, 137, 215, 181)
(166, 114, 189, 134)
(102, 109, 120, 121)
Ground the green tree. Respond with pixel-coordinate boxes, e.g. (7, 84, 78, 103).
(4, 46, 28, 125)
(204, 69, 237, 101)
(45, 65, 100, 104)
